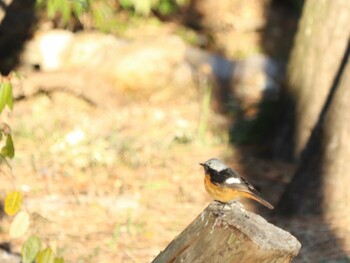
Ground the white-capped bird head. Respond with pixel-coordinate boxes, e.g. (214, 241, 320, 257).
(200, 158, 228, 172)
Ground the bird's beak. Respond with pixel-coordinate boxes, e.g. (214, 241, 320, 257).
(199, 163, 205, 166)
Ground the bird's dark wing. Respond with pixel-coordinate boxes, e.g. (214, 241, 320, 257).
(220, 168, 259, 195)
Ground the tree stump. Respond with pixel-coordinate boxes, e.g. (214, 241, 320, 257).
(152, 202, 301, 263)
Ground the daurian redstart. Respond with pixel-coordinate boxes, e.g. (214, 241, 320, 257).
(200, 158, 274, 209)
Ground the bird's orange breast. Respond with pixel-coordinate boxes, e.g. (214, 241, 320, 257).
(204, 174, 244, 202)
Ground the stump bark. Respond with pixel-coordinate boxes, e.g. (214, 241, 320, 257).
(152, 202, 301, 263)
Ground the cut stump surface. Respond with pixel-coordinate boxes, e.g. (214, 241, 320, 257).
(152, 202, 301, 263)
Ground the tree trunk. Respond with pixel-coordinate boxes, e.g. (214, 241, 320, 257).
(276, 39, 350, 217)
(276, 0, 350, 159)
(0, 0, 36, 74)
(153, 202, 301, 263)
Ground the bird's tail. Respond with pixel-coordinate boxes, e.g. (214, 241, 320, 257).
(244, 192, 274, 209)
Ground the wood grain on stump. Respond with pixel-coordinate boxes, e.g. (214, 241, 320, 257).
(152, 202, 301, 263)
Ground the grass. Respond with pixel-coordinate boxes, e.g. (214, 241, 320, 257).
(197, 80, 213, 145)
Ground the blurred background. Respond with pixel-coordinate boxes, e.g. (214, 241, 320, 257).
(0, 0, 350, 262)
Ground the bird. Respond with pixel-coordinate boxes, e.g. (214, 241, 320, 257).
(200, 158, 274, 209)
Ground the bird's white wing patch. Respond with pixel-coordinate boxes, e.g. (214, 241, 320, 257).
(225, 177, 241, 184)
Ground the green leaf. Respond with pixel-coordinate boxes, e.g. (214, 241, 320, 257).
(120, 0, 133, 9)
(1, 134, 15, 158)
(72, 0, 88, 17)
(158, 0, 175, 15)
(47, 0, 56, 18)
(91, 7, 103, 28)
(176, 0, 188, 6)
(0, 81, 14, 113)
(9, 211, 30, 238)
(54, 257, 64, 263)
(37, 247, 55, 263)
(59, 0, 71, 24)
(36, 0, 45, 7)
(4, 191, 23, 216)
(22, 235, 42, 263)
(134, 0, 152, 16)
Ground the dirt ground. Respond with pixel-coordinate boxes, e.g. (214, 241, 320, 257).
(0, 73, 286, 262)
(2, 69, 348, 263)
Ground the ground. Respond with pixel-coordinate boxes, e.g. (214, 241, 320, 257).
(0, 70, 294, 262)
(4, 72, 344, 263)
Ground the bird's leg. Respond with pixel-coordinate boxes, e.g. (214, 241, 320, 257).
(211, 200, 226, 216)
(221, 202, 227, 211)
(212, 201, 226, 228)
(218, 200, 227, 215)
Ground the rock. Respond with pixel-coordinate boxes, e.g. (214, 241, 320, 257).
(231, 54, 281, 106)
(21, 29, 74, 71)
(0, 249, 20, 263)
(101, 35, 191, 98)
(61, 31, 128, 70)
(21, 31, 194, 100)
(19, 30, 281, 105)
